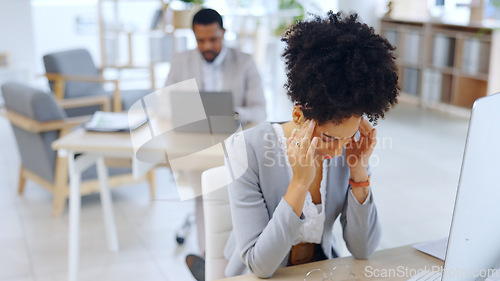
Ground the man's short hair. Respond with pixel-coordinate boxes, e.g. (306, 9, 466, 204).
(192, 8, 224, 29)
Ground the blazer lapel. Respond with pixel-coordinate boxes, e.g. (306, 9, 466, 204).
(221, 48, 233, 91)
(191, 50, 203, 90)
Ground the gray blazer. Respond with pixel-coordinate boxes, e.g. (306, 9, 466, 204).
(165, 47, 266, 124)
(223, 122, 381, 278)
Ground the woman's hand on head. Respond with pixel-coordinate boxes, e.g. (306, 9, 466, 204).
(345, 118, 377, 181)
(286, 119, 319, 188)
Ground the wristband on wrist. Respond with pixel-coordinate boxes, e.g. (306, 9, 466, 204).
(349, 176, 370, 188)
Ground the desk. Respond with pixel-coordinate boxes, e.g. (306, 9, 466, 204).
(220, 245, 443, 281)
(52, 121, 227, 281)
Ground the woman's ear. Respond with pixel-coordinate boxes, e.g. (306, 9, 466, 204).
(292, 105, 305, 125)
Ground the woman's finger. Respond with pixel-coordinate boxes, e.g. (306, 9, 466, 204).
(294, 119, 310, 140)
(299, 136, 310, 157)
(292, 120, 305, 140)
(287, 128, 298, 146)
(307, 137, 318, 162)
(303, 120, 316, 142)
(358, 118, 373, 136)
(288, 138, 300, 154)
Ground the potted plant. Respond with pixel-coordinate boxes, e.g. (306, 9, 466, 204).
(172, 0, 204, 29)
(273, 0, 321, 36)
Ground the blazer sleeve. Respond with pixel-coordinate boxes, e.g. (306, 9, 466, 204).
(225, 133, 303, 278)
(165, 54, 181, 86)
(234, 56, 267, 124)
(339, 168, 381, 259)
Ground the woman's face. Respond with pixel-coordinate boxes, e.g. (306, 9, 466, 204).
(310, 116, 361, 159)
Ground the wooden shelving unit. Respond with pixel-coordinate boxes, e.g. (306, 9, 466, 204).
(97, 0, 198, 89)
(380, 17, 500, 110)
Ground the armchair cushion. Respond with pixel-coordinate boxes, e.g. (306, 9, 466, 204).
(2, 82, 68, 182)
(43, 48, 102, 99)
(2, 82, 133, 185)
(2, 82, 67, 121)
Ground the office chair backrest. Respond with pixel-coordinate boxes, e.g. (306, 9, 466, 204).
(1, 82, 67, 183)
(43, 48, 102, 99)
(202, 166, 232, 281)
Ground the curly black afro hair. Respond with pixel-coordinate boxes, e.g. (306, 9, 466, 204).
(282, 11, 399, 125)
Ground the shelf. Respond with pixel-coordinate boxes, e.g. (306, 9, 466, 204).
(456, 71, 489, 81)
(398, 92, 420, 105)
(427, 65, 454, 75)
(440, 74, 453, 104)
(381, 17, 425, 27)
(102, 29, 167, 35)
(453, 77, 487, 108)
(397, 61, 421, 69)
(380, 18, 499, 112)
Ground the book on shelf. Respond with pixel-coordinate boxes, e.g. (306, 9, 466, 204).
(462, 38, 490, 75)
(478, 41, 490, 74)
(403, 67, 420, 96)
(422, 69, 442, 105)
(403, 32, 421, 65)
(384, 30, 398, 47)
(432, 34, 455, 68)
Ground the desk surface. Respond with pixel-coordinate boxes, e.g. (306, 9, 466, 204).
(51, 119, 231, 171)
(52, 127, 135, 153)
(220, 245, 443, 281)
(53, 118, 230, 152)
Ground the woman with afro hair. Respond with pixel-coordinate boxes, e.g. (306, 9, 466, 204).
(223, 11, 399, 278)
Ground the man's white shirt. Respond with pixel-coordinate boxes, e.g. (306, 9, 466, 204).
(200, 45, 227, 91)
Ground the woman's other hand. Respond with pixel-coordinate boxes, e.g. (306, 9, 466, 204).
(345, 118, 376, 182)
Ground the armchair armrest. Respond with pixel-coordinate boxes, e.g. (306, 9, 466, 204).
(102, 64, 151, 70)
(57, 95, 110, 112)
(4, 109, 90, 133)
(44, 72, 118, 84)
(43, 72, 122, 112)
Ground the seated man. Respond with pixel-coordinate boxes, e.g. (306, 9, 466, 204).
(165, 8, 267, 281)
(166, 8, 267, 125)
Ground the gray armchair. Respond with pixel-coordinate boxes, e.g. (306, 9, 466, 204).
(1, 82, 154, 216)
(43, 48, 152, 116)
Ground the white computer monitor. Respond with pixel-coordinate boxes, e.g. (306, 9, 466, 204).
(443, 93, 500, 281)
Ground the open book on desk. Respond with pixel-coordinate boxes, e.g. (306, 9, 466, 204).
(83, 111, 148, 132)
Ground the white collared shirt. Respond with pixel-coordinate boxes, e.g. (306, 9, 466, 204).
(272, 123, 326, 245)
(200, 45, 227, 91)
(271, 123, 372, 245)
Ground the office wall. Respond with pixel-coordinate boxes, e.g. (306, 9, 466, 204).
(338, 0, 387, 29)
(0, 0, 36, 78)
(31, 1, 100, 74)
(31, 1, 164, 73)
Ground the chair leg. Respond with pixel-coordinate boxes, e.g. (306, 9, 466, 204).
(18, 165, 26, 195)
(147, 169, 156, 200)
(52, 183, 66, 216)
(53, 155, 69, 216)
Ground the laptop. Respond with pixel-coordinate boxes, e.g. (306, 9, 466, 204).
(409, 93, 500, 281)
(170, 91, 240, 134)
